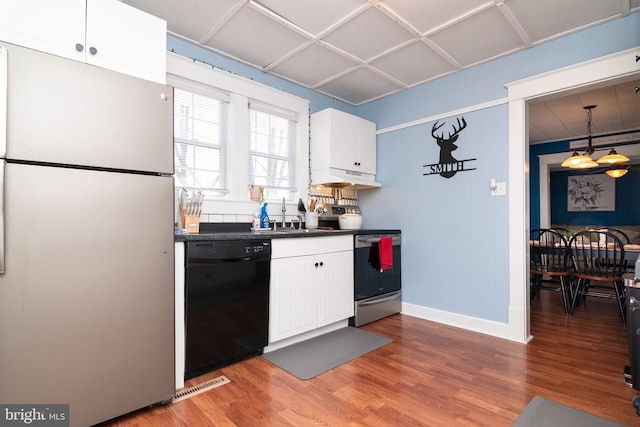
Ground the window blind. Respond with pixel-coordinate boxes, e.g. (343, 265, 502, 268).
(173, 87, 228, 196)
(248, 103, 297, 201)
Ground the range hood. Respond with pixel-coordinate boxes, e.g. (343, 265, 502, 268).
(310, 168, 382, 190)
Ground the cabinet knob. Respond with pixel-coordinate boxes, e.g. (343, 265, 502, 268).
(354, 162, 361, 166)
(320, 261, 324, 267)
(89, 47, 98, 55)
(315, 262, 319, 267)
(75, 43, 84, 52)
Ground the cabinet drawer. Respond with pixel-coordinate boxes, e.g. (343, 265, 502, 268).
(271, 235, 353, 259)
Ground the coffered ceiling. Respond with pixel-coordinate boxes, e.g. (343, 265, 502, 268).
(123, 0, 640, 143)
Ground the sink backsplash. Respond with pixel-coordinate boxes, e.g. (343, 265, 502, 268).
(181, 187, 357, 227)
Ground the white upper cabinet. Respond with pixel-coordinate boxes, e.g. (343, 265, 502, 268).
(0, 0, 166, 83)
(310, 108, 377, 176)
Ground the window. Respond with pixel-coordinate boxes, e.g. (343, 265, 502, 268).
(173, 86, 228, 196)
(248, 104, 297, 201)
(167, 52, 309, 214)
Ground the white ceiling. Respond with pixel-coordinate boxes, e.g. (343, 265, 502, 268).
(123, 0, 640, 143)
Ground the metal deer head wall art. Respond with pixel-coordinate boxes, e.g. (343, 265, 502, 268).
(423, 116, 476, 179)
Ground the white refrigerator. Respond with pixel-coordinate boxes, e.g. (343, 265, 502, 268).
(0, 42, 175, 426)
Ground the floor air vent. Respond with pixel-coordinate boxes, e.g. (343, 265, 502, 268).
(173, 375, 231, 402)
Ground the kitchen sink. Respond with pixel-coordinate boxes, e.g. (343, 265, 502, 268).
(273, 228, 323, 233)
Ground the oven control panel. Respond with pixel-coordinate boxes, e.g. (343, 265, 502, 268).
(318, 204, 360, 217)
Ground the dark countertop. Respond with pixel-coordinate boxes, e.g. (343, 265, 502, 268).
(175, 223, 401, 242)
(175, 229, 351, 241)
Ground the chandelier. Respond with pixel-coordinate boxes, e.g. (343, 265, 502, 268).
(560, 105, 630, 177)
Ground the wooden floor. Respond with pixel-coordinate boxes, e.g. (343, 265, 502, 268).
(102, 290, 639, 426)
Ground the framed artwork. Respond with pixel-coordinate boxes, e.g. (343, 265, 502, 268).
(567, 174, 615, 211)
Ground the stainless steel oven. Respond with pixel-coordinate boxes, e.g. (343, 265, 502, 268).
(351, 232, 402, 327)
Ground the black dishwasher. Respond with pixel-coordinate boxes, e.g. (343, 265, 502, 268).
(185, 239, 270, 380)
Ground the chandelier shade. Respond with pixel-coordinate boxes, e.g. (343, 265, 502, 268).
(560, 105, 630, 177)
(560, 152, 585, 167)
(561, 105, 598, 169)
(596, 148, 630, 164)
(570, 159, 598, 169)
(605, 165, 629, 178)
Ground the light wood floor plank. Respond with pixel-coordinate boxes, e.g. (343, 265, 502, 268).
(100, 290, 639, 426)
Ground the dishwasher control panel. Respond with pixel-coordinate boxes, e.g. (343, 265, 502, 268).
(187, 240, 271, 263)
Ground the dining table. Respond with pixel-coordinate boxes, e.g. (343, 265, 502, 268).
(529, 241, 640, 262)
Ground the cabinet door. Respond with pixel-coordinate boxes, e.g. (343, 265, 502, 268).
(329, 110, 363, 172)
(356, 120, 377, 175)
(0, 0, 86, 61)
(320, 109, 376, 176)
(86, 0, 167, 83)
(317, 250, 354, 327)
(269, 256, 317, 343)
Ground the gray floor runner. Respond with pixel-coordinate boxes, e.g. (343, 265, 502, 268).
(513, 396, 627, 426)
(262, 326, 392, 380)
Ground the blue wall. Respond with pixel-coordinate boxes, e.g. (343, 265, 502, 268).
(359, 105, 510, 320)
(529, 139, 640, 230)
(550, 168, 640, 226)
(167, 12, 638, 326)
(355, 13, 637, 324)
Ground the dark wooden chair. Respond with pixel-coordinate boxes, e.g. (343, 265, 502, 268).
(568, 230, 626, 323)
(530, 228, 572, 313)
(549, 227, 569, 236)
(596, 227, 631, 245)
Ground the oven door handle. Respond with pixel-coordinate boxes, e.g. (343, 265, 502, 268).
(358, 293, 401, 306)
(356, 235, 401, 247)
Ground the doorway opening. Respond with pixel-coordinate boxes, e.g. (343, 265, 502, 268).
(505, 47, 640, 342)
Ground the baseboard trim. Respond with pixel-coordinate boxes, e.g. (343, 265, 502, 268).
(401, 302, 526, 343)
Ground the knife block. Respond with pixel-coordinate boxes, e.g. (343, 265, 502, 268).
(180, 208, 200, 234)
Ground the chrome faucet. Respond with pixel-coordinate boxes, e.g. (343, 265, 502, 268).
(281, 197, 286, 229)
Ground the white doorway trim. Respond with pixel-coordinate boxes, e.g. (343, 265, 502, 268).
(505, 47, 640, 343)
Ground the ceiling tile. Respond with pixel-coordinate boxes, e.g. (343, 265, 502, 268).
(317, 67, 403, 105)
(615, 80, 640, 104)
(381, 0, 490, 34)
(123, 0, 241, 42)
(528, 123, 547, 143)
(270, 43, 359, 87)
(370, 40, 457, 86)
(321, 7, 415, 61)
(428, 7, 524, 66)
(256, 0, 368, 34)
(205, 5, 309, 68)
(579, 90, 623, 134)
(616, 82, 640, 130)
(547, 97, 591, 136)
(528, 102, 571, 142)
(506, 0, 624, 43)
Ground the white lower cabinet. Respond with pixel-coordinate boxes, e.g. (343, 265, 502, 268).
(269, 236, 354, 344)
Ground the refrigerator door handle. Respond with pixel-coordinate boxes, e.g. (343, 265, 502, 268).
(0, 46, 6, 274)
(0, 46, 6, 158)
(0, 161, 4, 274)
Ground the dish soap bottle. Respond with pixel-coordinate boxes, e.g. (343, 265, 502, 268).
(252, 210, 261, 230)
(260, 202, 270, 229)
